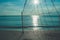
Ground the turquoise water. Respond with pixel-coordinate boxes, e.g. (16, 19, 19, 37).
(0, 15, 60, 28)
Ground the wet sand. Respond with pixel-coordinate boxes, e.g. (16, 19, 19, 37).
(0, 30, 60, 40)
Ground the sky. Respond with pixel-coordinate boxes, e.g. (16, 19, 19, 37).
(0, 0, 60, 15)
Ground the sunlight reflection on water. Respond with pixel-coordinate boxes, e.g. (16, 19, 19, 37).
(32, 15, 43, 31)
(32, 15, 39, 27)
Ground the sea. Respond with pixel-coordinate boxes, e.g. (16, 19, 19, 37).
(0, 15, 60, 28)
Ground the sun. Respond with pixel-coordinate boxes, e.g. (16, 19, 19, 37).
(34, 0, 39, 4)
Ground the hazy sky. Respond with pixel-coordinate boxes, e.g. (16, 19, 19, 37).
(0, 0, 60, 15)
